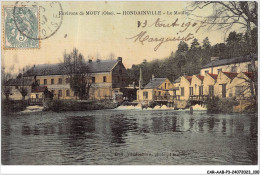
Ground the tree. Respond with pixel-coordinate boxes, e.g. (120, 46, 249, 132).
(107, 53, 116, 60)
(175, 41, 189, 75)
(190, 1, 258, 101)
(17, 68, 29, 101)
(202, 37, 211, 50)
(176, 41, 189, 54)
(1, 67, 12, 101)
(18, 87, 28, 101)
(190, 38, 200, 50)
(62, 48, 91, 100)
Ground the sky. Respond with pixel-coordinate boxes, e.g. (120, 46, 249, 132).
(2, 1, 243, 75)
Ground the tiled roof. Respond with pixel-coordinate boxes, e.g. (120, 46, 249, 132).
(184, 76, 192, 83)
(6, 78, 33, 86)
(144, 78, 167, 89)
(223, 72, 238, 80)
(208, 73, 218, 80)
(23, 59, 119, 77)
(32, 86, 47, 93)
(197, 75, 204, 81)
(201, 55, 257, 69)
(243, 72, 254, 80)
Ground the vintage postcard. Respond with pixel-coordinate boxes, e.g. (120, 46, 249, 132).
(1, 0, 259, 173)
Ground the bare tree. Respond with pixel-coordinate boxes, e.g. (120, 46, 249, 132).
(189, 1, 258, 101)
(62, 48, 92, 100)
(107, 53, 116, 60)
(1, 66, 12, 101)
(17, 68, 29, 101)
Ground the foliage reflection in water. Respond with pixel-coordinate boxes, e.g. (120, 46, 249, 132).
(1, 110, 258, 165)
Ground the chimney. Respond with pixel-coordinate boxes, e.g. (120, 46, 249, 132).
(152, 74, 155, 80)
(96, 59, 100, 63)
(139, 68, 143, 90)
(89, 59, 92, 63)
(211, 57, 219, 62)
(117, 57, 122, 62)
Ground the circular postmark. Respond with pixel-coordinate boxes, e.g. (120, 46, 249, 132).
(13, 1, 63, 40)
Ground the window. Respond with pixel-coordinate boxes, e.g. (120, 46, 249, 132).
(15, 86, 18, 89)
(58, 78, 62, 84)
(235, 86, 244, 97)
(51, 79, 54, 84)
(58, 90, 62, 98)
(158, 91, 161, 96)
(231, 66, 237, 73)
(209, 85, 214, 96)
(103, 76, 106, 82)
(165, 83, 167, 89)
(189, 87, 194, 96)
(143, 91, 148, 99)
(205, 70, 209, 74)
(51, 90, 55, 95)
(65, 78, 69, 84)
(248, 64, 252, 72)
(66, 90, 70, 96)
(199, 86, 203, 96)
(181, 87, 184, 96)
(217, 68, 222, 74)
(92, 77, 95, 83)
(44, 79, 47, 85)
(36, 94, 39, 99)
(221, 84, 226, 98)
(37, 79, 40, 85)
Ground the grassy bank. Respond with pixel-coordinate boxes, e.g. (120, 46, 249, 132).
(44, 99, 118, 112)
(2, 100, 28, 114)
(205, 96, 257, 113)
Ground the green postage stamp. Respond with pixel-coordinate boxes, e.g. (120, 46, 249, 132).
(3, 6, 40, 49)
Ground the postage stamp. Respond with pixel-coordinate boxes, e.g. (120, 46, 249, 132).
(3, 6, 40, 49)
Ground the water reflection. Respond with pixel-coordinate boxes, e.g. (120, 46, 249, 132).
(222, 119, 227, 134)
(1, 111, 258, 165)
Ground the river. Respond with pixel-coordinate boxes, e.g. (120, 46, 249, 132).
(1, 109, 258, 165)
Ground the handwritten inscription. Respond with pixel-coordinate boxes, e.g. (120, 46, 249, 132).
(127, 18, 207, 51)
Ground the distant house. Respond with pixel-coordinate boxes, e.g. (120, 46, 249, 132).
(189, 75, 205, 100)
(230, 72, 255, 99)
(5, 78, 33, 100)
(23, 57, 129, 100)
(200, 55, 258, 76)
(175, 76, 192, 100)
(214, 72, 238, 98)
(137, 75, 174, 104)
(30, 86, 47, 99)
(203, 73, 218, 97)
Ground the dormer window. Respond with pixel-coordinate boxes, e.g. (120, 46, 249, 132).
(231, 66, 237, 73)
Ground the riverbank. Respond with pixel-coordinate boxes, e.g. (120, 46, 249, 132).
(205, 97, 257, 114)
(44, 99, 118, 112)
(2, 100, 28, 115)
